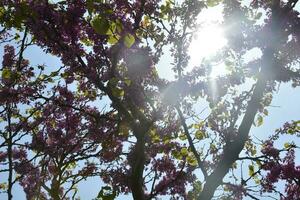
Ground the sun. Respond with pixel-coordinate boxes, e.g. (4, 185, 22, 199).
(188, 24, 227, 69)
(187, 5, 228, 77)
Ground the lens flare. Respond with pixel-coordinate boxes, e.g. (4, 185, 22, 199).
(189, 24, 227, 69)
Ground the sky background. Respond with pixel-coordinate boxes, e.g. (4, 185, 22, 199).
(1, 1, 300, 200)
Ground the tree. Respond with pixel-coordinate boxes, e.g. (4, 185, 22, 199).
(0, 0, 300, 199)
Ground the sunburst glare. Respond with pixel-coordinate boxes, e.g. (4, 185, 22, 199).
(210, 62, 228, 78)
(187, 5, 227, 77)
(188, 24, 227, 72)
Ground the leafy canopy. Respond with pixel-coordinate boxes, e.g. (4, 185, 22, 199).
(1, 0, 300, 200)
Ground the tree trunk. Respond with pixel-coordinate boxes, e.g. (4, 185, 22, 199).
(130, 135, 146, 200)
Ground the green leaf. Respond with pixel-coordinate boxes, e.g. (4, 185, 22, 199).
(284, 142, 296, 149)
(263, 109, 268, 116)
(0, 182, 7, 190)
(115, 19, 123, 33)
(284, 142, 291, 149)
(124, 78, 131, 86)
(250, 148, 257, 156)
(119, 122, 129, 136)
(256, 160, 262, 167)
(256, 115, 263, 127)
(248, 165, 254, 176)
(287, 129, 295, 135)
(255, 12, 262, 20)
(97, 186, 117, 200)
(179, 133, 187, 140)
(14, 33, 20, 40)
(0, 7, 5, 20)
(195, 130, 205, 140)
(87, 0, 94, 14)
(106, 22, 116, 36)
(152, 135, 160, 143)
(108, 77, 119, 87)
(33, 110, 42, 119)
(91, 15, 110, 35)
(163, 137, 171, 144)
(187, 154, 198, 166)
(2, 68, 11, 79)
(232, 162, 237, 169)
(111, 87, 124, 97)
(187, 181, 202, 199)
(81, 38, 94, 46)
(50, 71, 59, 77)
(172, 150, 182, 160)
(210, 144, 217, 152)
(108, 35, 119, 45)
(124, 33, 135, 48)
(66, 161, 77, 169)
(180, 147, 188, 156)
(206, 0, 222, 7)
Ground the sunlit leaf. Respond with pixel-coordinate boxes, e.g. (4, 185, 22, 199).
(91, 15, 110, 35)
(66, 161, 77, 170)
(256, 115, 263, 127)
(124, 33, 135, 48)
(187, 154, 198, 166)
(108, 35, 119, 45)
(180, 147, 188, 156)
(179, 133, 187, 140)
(195, 130, 205, 140)
(172, 150, 182, 160)
(2, 68, 11, 79)
(248, 165, 254, 176)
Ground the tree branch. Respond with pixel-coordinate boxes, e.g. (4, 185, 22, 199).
(176, 106, 207, 178)
(197, 73, 267, 199)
